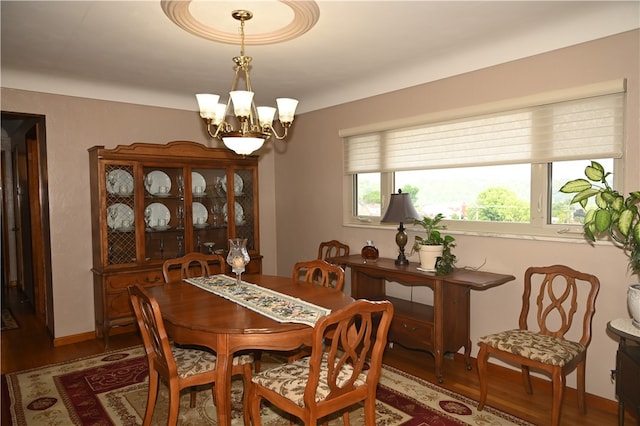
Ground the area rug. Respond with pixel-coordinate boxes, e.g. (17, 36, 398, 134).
(4, 346, 533, 425)
(1, 308, 19, 330)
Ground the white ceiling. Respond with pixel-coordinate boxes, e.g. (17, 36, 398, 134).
(1, 1, 638, 114)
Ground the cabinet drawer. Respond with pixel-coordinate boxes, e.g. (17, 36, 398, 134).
(105, 271, 164, 291)
(389, 315, 434, 349)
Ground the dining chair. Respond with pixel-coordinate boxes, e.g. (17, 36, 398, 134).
(476, 265, 600, 426)
(128, 283, 253, 426)
(161, 252, 226, 283)
(317, 240, 350, 263)
(247, 299, 394, 426)
(286, 259, 347, 362)
(293, 259, 345, 291)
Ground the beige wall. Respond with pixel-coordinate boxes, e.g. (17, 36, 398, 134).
(0, 89, 279, 337)
(274, 29, 640, 401)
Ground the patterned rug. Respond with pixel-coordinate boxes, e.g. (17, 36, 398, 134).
(1, 308, 19, 330)
(4, 346, 533, 425)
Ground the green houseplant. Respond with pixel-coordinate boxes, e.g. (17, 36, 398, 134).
(559, 161, 640, 274)
(560, 160, 640, 327)
(412, 213, 457, 275)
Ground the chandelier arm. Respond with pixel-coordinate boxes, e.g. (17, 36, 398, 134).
(269, 125, 289, 140)
(206, 122, 217, 139)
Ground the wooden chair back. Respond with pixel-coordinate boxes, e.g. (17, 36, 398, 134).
(292, 259, 345, 291)
(305, 300, 393, 408)
(247, 299, 394, 425)
(520, 264, 600, 346)
(317, 240, 350, 262)
(162, 252, 226, 283)
(128, 283, 177, 378)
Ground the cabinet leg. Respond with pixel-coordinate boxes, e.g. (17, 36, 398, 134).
(618, 401, 624, 426)
(464, 340, 472, 370)
(435, 351, 444, 383)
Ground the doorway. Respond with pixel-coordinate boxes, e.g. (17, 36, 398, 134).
(1, 111, 54, 336)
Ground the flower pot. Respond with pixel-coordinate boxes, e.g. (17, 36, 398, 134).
(629, 284, 640, 328)
(418, 245, 443, 271)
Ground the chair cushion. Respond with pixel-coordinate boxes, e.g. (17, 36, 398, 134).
(171, 345, 253, 379)
(479, 329, 585, 367)
(251, 353, 367, 407)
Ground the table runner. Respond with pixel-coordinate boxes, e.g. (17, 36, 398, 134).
(184, 274, 331, 326)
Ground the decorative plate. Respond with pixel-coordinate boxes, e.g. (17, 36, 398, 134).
(223, 201, 245, 225)
(221, 173, 243, 195)
(145, 202, 170, 229)
(106, 203, 134, 230)
(192, 202, 208, 226)
(144, 170, 171, 195)
(106, 169, 133, 195)
(192, 171, 207, 195)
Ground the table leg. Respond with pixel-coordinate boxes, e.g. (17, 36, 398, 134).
(215, 335, 233, 426)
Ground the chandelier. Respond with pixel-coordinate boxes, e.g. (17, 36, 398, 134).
(196, 10, 298, 156)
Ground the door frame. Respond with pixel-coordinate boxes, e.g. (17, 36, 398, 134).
(1, 111, 54, 336)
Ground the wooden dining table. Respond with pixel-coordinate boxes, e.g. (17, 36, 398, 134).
(146, 274, 355, 426)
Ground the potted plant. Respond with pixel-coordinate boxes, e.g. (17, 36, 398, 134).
(412, 213, 457, 275)
(560, 160, 640, 326)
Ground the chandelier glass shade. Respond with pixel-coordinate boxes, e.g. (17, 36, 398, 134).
(196, 10, 298, 156)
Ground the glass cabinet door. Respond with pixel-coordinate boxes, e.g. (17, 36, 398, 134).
(143, 166, 185, 261)
(231, 167, 257, 252)
(190, 167, 228, 255)
(103, 163, 260, 264)
(104, 164, 136, 265)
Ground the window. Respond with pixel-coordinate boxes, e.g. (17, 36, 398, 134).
(343, 80, 625, 238)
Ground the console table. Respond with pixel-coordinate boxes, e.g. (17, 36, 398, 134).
(608, 318, 640, 425)
(331, 255, 515, 382)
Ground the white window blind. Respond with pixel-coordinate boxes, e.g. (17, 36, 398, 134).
(344, 85, 625, 175)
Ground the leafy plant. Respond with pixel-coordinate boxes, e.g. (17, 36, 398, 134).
(412, 213, 457, 275)
(560, 160, 640, 274)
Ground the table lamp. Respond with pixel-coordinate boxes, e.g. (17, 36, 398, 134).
(381, 189, 420, 265)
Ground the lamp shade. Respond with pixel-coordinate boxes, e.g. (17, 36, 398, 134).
(381, 190, 419, 223)
(230, 91, 254, 117)
(257, 106, 276, 127)
(276, 98, 299, 123)
(196, 94, 220, 119)
(222, 136, 264, 156)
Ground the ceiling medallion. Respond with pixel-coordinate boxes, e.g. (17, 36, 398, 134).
(161, 0, 320, 45)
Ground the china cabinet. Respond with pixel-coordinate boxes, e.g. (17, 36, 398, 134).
(89, 141, 261, 345)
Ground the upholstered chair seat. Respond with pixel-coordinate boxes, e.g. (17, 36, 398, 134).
(251, 353, 367, 406)
(478, 329, 585, 367)
(171, 346, 253, 379)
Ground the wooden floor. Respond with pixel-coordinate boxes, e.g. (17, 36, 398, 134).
(2, 286, 636, 425)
